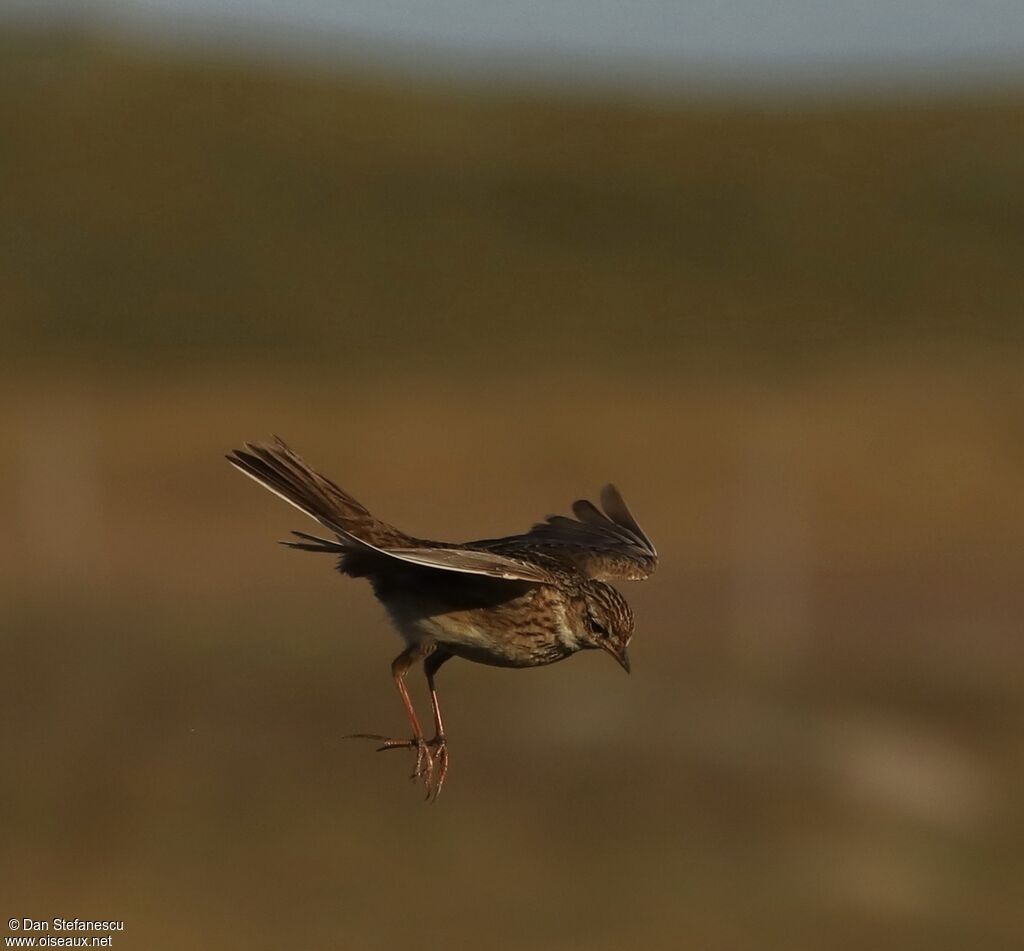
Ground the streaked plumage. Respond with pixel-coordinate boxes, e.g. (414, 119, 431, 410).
(227, 437, 656, 798)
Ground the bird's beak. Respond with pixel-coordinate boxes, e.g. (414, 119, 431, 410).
(600, 641, 631, 674)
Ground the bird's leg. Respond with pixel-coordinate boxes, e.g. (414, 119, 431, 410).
(345, 642, 435, 784)
(423, 650, 453, 800)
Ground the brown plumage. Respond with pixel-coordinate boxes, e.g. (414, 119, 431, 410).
(227, 437, 657, 799)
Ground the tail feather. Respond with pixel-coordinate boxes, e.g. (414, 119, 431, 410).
(226, 438, 409, 549)
(280, 530, 347, 553)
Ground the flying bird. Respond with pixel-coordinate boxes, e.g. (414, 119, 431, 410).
(227, 438, 656, 799)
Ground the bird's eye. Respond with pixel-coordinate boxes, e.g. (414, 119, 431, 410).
(588, 616, 609, 637)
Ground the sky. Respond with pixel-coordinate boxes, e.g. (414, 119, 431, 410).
(5, 0, 1024, 91)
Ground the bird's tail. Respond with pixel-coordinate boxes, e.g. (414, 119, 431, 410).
(226, 438, 410, 550)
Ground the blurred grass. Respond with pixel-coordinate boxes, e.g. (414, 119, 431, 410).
(1, 31, 1023, 375)
(1, 29, 1023, 951)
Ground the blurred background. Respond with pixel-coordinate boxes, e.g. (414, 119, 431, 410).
(1, 3, 1022, 949)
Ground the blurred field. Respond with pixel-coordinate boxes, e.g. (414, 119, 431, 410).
(1, 30, 1023, 951)
(2, 32, 1023, 372)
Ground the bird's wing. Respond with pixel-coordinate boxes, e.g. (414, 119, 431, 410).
(477, 484, 657, 582)
(381, 547, 553, 582)
(279, 532, 552, 583)
(229, 442, 553, 584)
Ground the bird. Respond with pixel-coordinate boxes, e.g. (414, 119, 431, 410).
(226, 438, 657, 799)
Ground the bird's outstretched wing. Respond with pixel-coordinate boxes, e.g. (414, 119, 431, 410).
(227, 439, 553, 584)
(475, 484, 657, 582)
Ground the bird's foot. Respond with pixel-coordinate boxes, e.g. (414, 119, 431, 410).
(345, 733, 448, 799)
(424, 735, 448, 802)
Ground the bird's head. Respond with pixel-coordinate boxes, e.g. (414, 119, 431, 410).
(577, 581, 633, 673)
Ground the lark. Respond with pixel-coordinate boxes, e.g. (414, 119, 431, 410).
(227, 438, 657, 799)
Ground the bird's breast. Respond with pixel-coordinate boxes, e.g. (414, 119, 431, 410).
(395, 586, 579, 668)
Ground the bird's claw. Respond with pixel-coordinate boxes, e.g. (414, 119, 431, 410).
(344, 733, 449, 800)
(425, 736, 448, 802)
